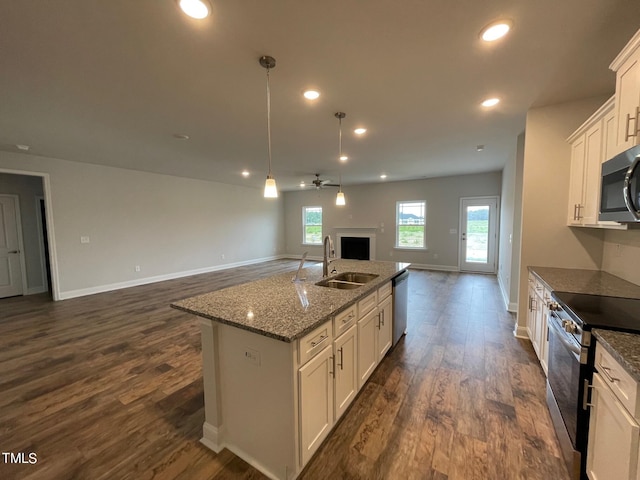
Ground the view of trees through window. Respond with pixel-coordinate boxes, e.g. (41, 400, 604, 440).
(303, 206, 322, 244)
(396, 201, 426, 248)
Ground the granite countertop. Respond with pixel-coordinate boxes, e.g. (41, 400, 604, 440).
(593, 329, 640, 383)
(528, 266, 640, 299)
(171, 259, 409, 343)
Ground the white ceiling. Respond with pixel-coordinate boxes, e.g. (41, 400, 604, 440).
(1, 1, 640, 191)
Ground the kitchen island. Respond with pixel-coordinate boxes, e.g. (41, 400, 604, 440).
(172, 259, 409, 480)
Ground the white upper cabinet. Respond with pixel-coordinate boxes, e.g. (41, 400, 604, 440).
(611, 29, 640, 156)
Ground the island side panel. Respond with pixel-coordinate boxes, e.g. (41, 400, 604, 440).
(218, 323, 298, 480)
(199, 318, 224, 452)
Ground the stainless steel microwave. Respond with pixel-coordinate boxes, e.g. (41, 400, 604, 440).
(600, 144, 640, 222)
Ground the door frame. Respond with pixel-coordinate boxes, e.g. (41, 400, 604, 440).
(458, 196, 499, 274)
(0, 168, 60, 300)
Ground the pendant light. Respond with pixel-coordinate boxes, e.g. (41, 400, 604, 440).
(260, 56, 278, 198)
(335, 112, 346, 206)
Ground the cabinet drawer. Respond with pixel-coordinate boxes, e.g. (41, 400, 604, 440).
(299, 321, 333, 366)
(358, 291, 378, 317)
(534, 277, 545, 296)
(334, 305, 357, 338)
(595, 342, 640, 419)
(378, 281, 392, 301)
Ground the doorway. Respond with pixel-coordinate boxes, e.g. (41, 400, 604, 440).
(0, 195, 26, 298)
(459, 196, 499, 273)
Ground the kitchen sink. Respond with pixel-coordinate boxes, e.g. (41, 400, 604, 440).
(315, 272, 379, 289)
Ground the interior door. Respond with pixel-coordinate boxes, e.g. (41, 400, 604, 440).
(459, 196, 498, 273)
(0, 195, 24, 298)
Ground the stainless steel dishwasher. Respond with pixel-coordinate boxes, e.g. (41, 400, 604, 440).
(392, 270, 409, 346)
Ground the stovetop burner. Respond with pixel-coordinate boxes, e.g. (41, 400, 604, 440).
(552, 291, 640, 333)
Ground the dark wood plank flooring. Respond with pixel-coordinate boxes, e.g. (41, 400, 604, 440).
(0, 261, 569, 480)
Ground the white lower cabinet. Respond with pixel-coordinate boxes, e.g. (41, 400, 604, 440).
(357, 306, 378, 389)
(527, 272, 550, 376)
(378, 294, 393, 360)
(299, 344, 334, 466)
(334, 324, 357, 419)
(587, 343, 640, 480)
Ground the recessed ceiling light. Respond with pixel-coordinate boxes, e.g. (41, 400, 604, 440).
(354, 128, 367, 135)
(16, 144, 30, 151)
(480, 21, 512, 42)
(299, 182, 306, 187)
(340, 155, 348, 162)
(380, 174, 387, 179)
(303, 90, 320, 100)
(241, 170, 250, 177)
(173, 133, 190, 140)
(481, 98, 500, 107)
(177, 0, 211, 19)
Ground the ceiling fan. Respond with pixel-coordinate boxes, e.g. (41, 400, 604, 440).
(305, 173, 339, 189)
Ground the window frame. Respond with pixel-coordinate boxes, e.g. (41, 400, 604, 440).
(395, 200, 427, 250)
(302, 206, 323, 245)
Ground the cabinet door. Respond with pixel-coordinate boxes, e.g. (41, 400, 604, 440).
(357, 307, 378, 389)
(615, 47, 640, 154)
(587, 372, 640, 480)
(299, 344, 334, 465)
(540, 290, 550, 376)
(567, 134, 586, 225)
(582, 121, 604, 225)
(378, 295, 393, 361)
(604, 106, 618, 161)
(334, 324, 357, 420)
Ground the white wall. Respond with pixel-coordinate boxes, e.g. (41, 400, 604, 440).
(517, 96, 609, 331)
(602, 228, 640, 285)
(497, 132, 524, 312)
(283, 172, 502, 269)
(0, 173, 45, 293)
(0, 151, 285, 299)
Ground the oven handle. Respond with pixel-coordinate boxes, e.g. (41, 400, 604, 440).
(548, 312, 581, 361)
(623, 154, 640, 220)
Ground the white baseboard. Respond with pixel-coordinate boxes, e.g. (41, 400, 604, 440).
(497, 274, 518, 313)
(407, 263, 460, 272)
(58, 255, 286, 300)
(513, 325, 529, 339)
(200, 422, 224, 454)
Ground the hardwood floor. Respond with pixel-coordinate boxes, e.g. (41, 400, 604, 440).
(0, 261, 569, 480)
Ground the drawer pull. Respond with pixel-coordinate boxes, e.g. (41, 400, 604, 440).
(600, 365, 620, 383)
(310, 335, 328, 348)
(342, 313, 355, 324)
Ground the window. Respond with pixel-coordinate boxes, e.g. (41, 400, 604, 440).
(303, 206, 322, 245)
(396, 201, 426, 248)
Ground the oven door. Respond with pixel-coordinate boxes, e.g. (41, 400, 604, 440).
(546, 311, 585, 449)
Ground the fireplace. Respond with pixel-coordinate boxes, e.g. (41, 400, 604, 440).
(336, 231, 376, 260)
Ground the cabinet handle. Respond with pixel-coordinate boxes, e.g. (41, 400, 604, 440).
(625, 107, 640, 141)
(583, 379, 594, 410)
(377, 314, 381, 329)
(380, 310, 385, 326)
(311, 335, 327, 348)
(338, 347, 343, 370)
(576, 204, 583, 220)
(636, 106, 640, 136)
(600, 365, 620, 383)
(573, 204, 578, 221)
(329, 355, 335, 377)
(342, 313, 354, 324)
(531, 298, 537, 312)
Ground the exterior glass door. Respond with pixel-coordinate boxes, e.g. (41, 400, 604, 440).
(459, 197, 498, 273)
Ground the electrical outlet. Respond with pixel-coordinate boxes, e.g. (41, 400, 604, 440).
(80, 236, 90, 244)
(221, 254, 225, 260)
(244, 348, 260, 366)
(135, 265, 141, 272)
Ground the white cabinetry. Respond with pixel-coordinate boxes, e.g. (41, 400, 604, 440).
(299, 344, 334, 465)
(526, 272, 550, 376)
(567, 98, 623, 227)
(357, 292, 379, 389)
(377, 294, 393, 360)
(587, 343, 640, 480)
(610, 29, 640, 156)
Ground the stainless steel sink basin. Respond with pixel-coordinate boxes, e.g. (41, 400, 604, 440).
(315, 272, 379, 289)
(333, 272, 379, 284)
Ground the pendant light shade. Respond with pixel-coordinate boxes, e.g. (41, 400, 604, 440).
(335, 112, 346, 206)
(260, 56, 278, 198)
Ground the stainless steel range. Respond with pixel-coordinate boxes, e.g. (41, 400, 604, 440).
(546, 292, 640, 480)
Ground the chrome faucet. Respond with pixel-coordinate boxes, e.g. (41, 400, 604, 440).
(323, 235, 335, 277)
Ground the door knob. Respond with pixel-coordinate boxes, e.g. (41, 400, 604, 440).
(9, 250, 20, 254)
